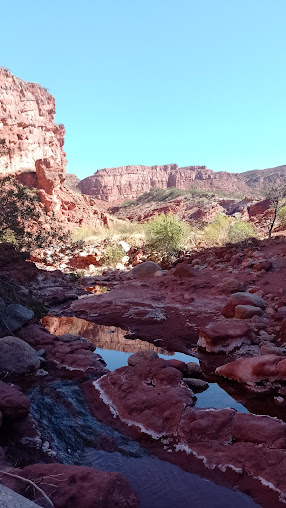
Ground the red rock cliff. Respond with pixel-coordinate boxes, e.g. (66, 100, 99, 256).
(78, 163, 286, 204)
(0, 68, 66, 176)
(0, 69, 109, 229)
(78, 164, 251, 203)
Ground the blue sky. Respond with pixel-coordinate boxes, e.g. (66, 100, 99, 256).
(1, 0, 285, 178)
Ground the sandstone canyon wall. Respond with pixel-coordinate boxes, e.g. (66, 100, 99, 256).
(0, 68, 66, 177)
(78, 164, 286, 205)
(78, 164, 253, 203)
(0, 69, 109, 228)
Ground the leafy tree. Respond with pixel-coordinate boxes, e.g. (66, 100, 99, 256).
(263, 183, 286, 238)
(144, 212, 188, 254)
(0, 176, 66, 250)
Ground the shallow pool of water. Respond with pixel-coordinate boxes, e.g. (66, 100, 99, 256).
(29, 381, 259, 508)
(82, 448, 260, 508)
(42, 316, 249, 413)
(96, 347, 248, 413)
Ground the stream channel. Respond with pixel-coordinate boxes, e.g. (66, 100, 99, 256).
(31, 314, 264, 507)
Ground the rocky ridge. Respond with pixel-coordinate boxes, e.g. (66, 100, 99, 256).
(78, 163, 286, 204)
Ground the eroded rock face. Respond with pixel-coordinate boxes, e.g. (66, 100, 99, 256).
(0, 68, 66, 176)
(0, 70, 110, 229)
(78, 164, 250, 203)
(78, 163, 286, 204)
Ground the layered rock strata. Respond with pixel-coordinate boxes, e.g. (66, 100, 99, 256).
(78, 163, 286, 204)
(0, 70, 109, 228)
(79, 164, 248, 203)
(0, 68, 66, 176)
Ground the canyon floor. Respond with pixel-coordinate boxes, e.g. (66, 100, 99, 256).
(0, 236, 285, 507)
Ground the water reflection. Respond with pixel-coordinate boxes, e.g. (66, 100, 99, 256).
(42, 315, 170, 354)
(42, 315, 248, 413)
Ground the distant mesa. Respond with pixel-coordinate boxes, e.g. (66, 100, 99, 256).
(78, 163, 286, 204)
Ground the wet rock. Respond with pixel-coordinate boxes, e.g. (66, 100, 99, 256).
(165, 359, 187, 373)
(216, 354, 286, 383)
(93, 358, 194, 437)
(183, 378, 209, 392)
(178, 406, 235, 444)
(6, 463, 139, 508)
(126, 261, 162, 279)
(231, 413, 286, 447)
(128, 350, 159, 366)
(0, 336, 40, 374)
(19, 325, 107, 377)
(235, 304, 264, 319)
(0, 304, 34, 334)
(173, 263, 196, 278)
(221, 292, 266, 318)
(0, 380, 30, 418)
(198, 320, 253, 353)
(186, 362, 202, 378)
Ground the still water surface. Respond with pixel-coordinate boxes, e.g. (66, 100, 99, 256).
(42, 316, 248, 413)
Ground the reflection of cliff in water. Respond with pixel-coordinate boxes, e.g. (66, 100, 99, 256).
(42, 315, 171, 355)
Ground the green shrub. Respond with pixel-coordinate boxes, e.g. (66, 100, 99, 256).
(228, 219, 256, 243)
(203, 214, 231, 245)
(0, 176, 67, 250)
(120, 187, 186, 208)
(278, 206, 286, 228)
(144, 212, 189, 253)
(71, 225, 97, 243)
(203, 214, 256, 246)
(101, 244, 125, 266)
